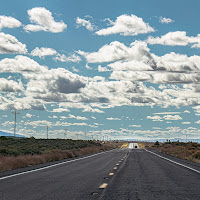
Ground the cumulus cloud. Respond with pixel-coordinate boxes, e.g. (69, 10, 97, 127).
(79, 39, 200, 76)
(147, 115, 163, 121)
(159, 17, 174, 24)
(153, 112, 181, 115)
(25, 68, 87, 102)
(76, 17, 96, 31)
(0, 16, 22, 30)
(26, 113, 33, 118)
(69, 114, 88, 120)
(0, 97, 46, 111)
(96, 14, 154, 36)
(31, 47, 57, 58)
(129, 125, 141, 127)
(182, 122, 191, 124)
(0, 32, 27, 54)
(0, 55, 48, 73)
(147, 114, 182, 121)
(0, 78, 23, 92)
(163, 115, 182, 120)
(147, 31, 200, 47)
(184, 110, 190, 113)
(54, 53, 81, 63)
(52, 108, 70, 112)
(24, 7, 67, 33)
(98, 65, 111, 72)
(107, 117, 121, 120)
(78, 40, 154, 64)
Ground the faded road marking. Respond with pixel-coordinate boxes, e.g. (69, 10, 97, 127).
(99, 183, 108, 189)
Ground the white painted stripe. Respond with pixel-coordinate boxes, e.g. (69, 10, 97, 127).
(145, 149, 200, 174)
(0, 149, 118, 181)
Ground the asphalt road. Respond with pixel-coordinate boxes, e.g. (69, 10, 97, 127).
(101, 148, 200, 200)
(0, 148, 128, 200)
(1, 145, 200, 200)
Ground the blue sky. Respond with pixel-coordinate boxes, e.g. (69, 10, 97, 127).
(0, 0, 200, 140)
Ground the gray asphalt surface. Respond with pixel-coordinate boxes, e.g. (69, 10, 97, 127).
(101, 148, 200, 200)
(1, 147, 200, 200)
(0, 149, 128, 200)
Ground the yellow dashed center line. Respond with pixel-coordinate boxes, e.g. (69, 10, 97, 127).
(99, 183, 108, 189)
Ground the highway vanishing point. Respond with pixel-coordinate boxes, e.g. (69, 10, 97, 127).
(1, 143, 200, 200)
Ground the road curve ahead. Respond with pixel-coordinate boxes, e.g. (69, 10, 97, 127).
(101, 148, 200, 200)
(0, 149, 128, 200)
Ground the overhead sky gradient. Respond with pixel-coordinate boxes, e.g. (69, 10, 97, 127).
(1, 0, 200, 140)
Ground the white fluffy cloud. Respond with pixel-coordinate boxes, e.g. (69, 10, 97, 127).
(0, 55, 48, 73)
(69, 114, 88, 120)
(25, 68, 87, 102)
(147, 114, 182, 121)
(76, 17, 96, 31)
(24, 7, 67, 33)
(0, 32, 27, 54)
(81, 40, 200, 84)
(107, 117, 121, 120)
(54, 53, 81, 63)
(129, 125, 141, 127)
(31, 47, 57, 58)
(147, 31, 200, 48)
(96, 14, 155, 36)
(78, 40, 153, 64)
(0, 78, 23, 92)
(26, 113, 33, 118)
(182, 122, 191, 124)
(147, 115, 163, 121)
(163, 115, 182, 120)
(0, 16, 22, 30)
(159, 17, 174, 24)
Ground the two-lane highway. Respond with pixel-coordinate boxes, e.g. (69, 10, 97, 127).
(1, 144, 200, 200)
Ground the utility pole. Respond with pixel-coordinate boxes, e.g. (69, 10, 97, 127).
(84, 133, 87, 140)
(92, 134, 94, 140)
(47, 125, 49, 139)
(13, 111, 20, 138)
(97, 135, 98, 141)
(76, 133, 78, 140)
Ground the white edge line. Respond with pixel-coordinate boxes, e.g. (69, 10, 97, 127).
(0, 149, 117, 181)
(145, 149, 200, 174)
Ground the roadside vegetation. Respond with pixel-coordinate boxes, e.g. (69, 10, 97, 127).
(145, 141, 200, 163)
(0, 136, 122, 172)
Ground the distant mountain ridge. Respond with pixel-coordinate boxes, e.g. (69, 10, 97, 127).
(0, 130, 24, 138)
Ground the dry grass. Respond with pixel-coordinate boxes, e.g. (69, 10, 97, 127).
(146, 141, 200, 164)
(0, 144, 113, 172)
